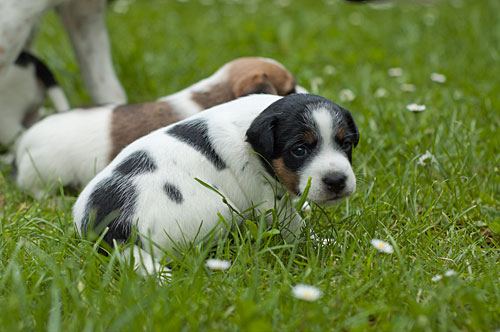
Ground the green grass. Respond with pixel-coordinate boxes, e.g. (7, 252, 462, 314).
(1, 0, 500, 330)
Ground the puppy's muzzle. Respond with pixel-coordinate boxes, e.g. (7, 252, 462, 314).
(322, 172, 347, 195)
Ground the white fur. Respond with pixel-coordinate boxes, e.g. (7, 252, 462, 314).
(0, 63, 44, 146)
(298, 108, 356, 204)
(0, 0, 125, 105)
(73, 95, 304, 275)
(16, 106, 113, 197)
(73, 94, 358, 276)
(47, 86, 70, 111)
(15, 57, 304, 197)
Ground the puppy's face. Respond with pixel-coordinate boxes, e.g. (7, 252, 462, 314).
(246, 94, 359, 205)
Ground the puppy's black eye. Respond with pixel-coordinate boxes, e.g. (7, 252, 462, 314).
(291, 146, 309, 158)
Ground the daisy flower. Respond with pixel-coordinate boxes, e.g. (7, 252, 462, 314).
(339, 89, 356, 102)
(444, 269, 457, 277)
(417, 151, 437, 166)
(370, 239, 394, 254)
(323, 65, 336, 75)
(430, 72, 446, 83)
(205, 259, 231, 271)
(310, 77, 324, 94)
(401, 83, 416, 92)
(431, 274, 442, 282)
(388, 67, 403, 77)
(406, 103, 426, 112)
(375, 88, 388, 98)
(292, 284, 322, 302)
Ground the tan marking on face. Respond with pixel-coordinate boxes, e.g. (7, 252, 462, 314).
(302, 131, 316, 145)
(192, 57, 297, 109)
(272, 157, 300, 194)
(336, 126, 345, 141)
(109, 101, 181, 161)
(0, 46, 4, 55)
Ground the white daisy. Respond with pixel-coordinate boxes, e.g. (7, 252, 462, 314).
(401, 83, 416, 92)
(310, 234, 336, 245)
(205, 258, 231, 271)
(292, 284, 322, 302)
(406, 103, 426, 112)
(430, 72, 446, 83)
(388, 67, 403, 77)
(444, 269, 457, 277)
(323, 65, 336, 75)
(374, 88, 388, 98)
(417, 151, 437, 166)
(310, 77, 324, 94)
(370, 239, 394, 254)
(339, 89, 356, 102)
(431, 274, 442, 282)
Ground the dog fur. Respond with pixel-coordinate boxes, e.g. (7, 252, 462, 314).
(72, 93, 359, 276)
(15, 57, 306, 197)
(0, 51, 69, 148)
(0, 0, 126, 105)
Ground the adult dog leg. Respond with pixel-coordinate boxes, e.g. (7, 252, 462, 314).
(56, 0, 127, 104)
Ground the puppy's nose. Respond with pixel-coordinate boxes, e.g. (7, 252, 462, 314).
(322, 172, 346, 194)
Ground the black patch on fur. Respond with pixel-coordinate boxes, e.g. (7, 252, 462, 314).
(81, 150, 157, 246)
(163, 182, 183, 204)
(115, 150, 157, 176)
(15, 51, 58, 88)
(246, 94, 359, 176)
(167, 119, 226, 170)
(82, 176, 138, 246)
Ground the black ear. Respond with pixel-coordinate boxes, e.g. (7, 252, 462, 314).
(246, 111, 277, 163)
(344, 110, 360, 148)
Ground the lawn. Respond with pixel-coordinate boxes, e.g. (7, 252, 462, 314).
(1, 0, 500, 330)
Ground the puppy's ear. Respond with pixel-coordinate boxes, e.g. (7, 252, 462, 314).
(233, 73, 278, 97)
(344, 110, 360, 148)
(246, 111, 277, 161)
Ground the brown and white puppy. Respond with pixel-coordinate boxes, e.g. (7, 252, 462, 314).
(15, 57, 306, 198)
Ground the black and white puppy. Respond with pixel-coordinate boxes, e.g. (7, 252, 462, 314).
(0, 51, 69, 148)
(73, 93, 359, 275)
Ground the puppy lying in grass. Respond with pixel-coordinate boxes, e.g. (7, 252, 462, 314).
(15, 57, 306, 198)
(72, 93, 359, 276)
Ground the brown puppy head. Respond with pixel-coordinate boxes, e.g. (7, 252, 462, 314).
(192, 57, 302, 109)
(229, 57, 298, 97)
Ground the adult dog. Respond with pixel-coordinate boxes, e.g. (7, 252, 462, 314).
(15, 57, 305, 197)
(0, 0, 126, 105)
(0, 51, 69, 148)
(73, 93, 359, 275)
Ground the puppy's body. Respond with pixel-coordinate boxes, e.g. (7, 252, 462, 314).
(16, 57, 304, 197)
(0, 51, 69, 147)
(73, 94, 359, 275)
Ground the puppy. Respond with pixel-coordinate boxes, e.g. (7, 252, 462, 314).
(16, 57, 305, 198)
(72, 93, 359, 275)
(0, 51, 69, 148)
(0, 0, 125, 105)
